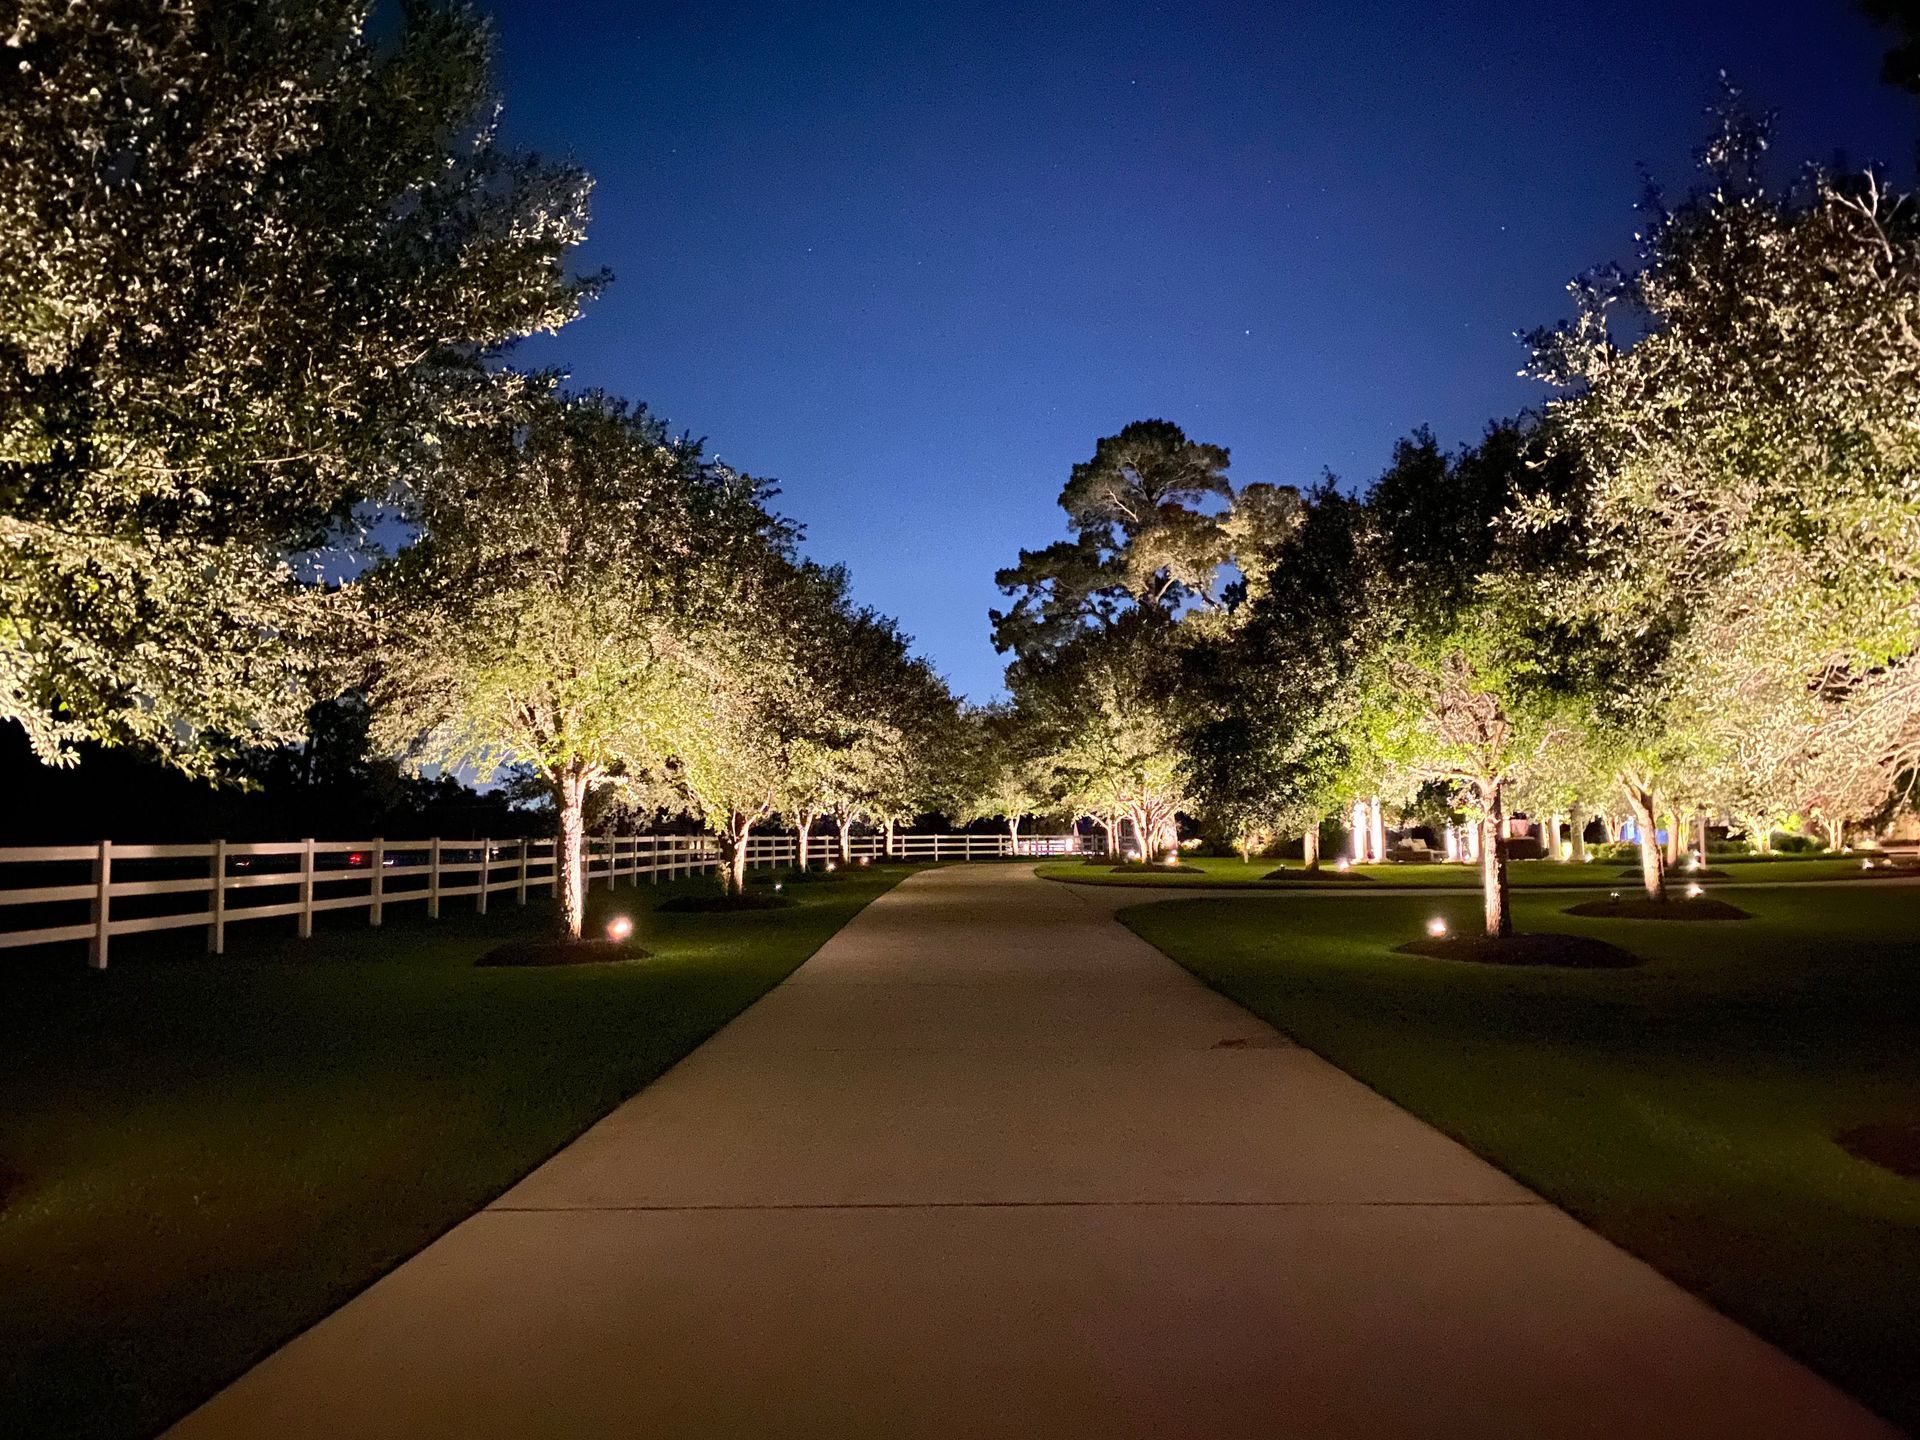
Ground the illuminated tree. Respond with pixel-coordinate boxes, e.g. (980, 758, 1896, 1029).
(367, 394, 786, 937)
(1, 0, 595, 773)
(1527, 99, 1920, 859)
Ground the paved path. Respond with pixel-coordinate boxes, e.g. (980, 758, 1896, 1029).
(171, 865, 1895, 1439)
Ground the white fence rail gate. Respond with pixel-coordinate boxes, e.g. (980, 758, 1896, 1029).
(0, 830, 1097, 967)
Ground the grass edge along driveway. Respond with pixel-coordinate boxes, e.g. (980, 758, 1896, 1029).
(0, 864, 918, 1440)
(1120, 884, 1920, 1436)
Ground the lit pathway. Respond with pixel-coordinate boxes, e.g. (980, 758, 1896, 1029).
(170, 864, 1894, 1439)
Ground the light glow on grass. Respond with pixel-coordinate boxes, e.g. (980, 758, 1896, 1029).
(605, 915, 633, 942)
(1426, 916, 1448, 937)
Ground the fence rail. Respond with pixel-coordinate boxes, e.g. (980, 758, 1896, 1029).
(0, 830, 1095, 967)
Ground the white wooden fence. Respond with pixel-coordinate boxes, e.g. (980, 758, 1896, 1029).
(0, 830, 1094, 967)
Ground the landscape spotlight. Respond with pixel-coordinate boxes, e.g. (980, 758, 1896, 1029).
(774, 881, 784, 892)
(606, 915, 634, 943)
(857, 856, 870, 867)
(1336, 857, 1351, 872)
(1685, 882, 1703, 899)
(1862, 858, 1875, 871)
(1426, 917, 1448, 937)
(1610, 891, 1621, 901)
(825, 862, 837, 872)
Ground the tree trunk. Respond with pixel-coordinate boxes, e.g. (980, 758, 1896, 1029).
(1481, 784, 1512, 939)
(1302, 824, 1320, 872)
(884, 817, 896, 856)
(1547, 812, 1564, 861)
(725, 813, 753, 895)
(1368, 795, 1385, 863)
(1663, 810, 1681, 868)
(1102, 815, 1118, 859)
(556, 769, 589, 940)
(796, 813, 813, 872)
(837, 815, 853, 865)
(1349, 800, 1366, 863)
(1463, 818, 1481, 864)
(1007, 814, 1022, 854)
(1694, 810, 1709, 865)
(1598, 812, 1616, 844)
(1625, 786, 1667, 902)
(1570, 805, 1587, 865)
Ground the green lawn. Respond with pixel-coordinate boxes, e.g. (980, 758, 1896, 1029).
(1121, 883, 1920, 1432)
(1037, 853, 1873, 889)
(0, 865, 916, 1440)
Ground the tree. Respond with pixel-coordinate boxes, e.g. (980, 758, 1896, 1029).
(1, 0, 597, 774)
(1177, 483, 1370, 869)
(367, 393, 780, 938)
(1526, 99, 1920, 866)
(991, 420, 1297, 659)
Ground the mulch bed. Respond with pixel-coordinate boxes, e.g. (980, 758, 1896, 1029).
(1395, 932, 1642, 968)
(1565, 895, 1751, 921)
(477, 937, 650, 967)
(1837, 1120, 1920, 1179)
(1109, 863, 1207, 874)
(1261, 866, 1376, 882)
(656, 891, 796, 913)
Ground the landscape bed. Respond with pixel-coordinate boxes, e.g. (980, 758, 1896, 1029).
(0, 865, 918, 1440)
(1120, 882, 1920, 1433)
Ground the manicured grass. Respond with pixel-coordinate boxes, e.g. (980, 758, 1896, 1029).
(1036, 853, 1873, 889)
(1121, 883, 1920, 1432)
(0, 865, 918, 1440)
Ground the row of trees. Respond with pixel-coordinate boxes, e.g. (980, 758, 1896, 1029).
(0, 1, 963, 939)
(984, 101, 1920, 937)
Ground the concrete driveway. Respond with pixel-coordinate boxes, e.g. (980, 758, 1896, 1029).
(169, 863, 1896, 1439)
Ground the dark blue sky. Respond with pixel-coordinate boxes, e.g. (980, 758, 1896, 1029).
(491, 0, 1913, 701)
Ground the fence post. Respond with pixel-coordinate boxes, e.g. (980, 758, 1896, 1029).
(87, 838, 112, 970)
(648, 835, 658, 885)
(209, 838, 227, 955)
(298, 837, 315, 939)
(370, 838, 384, 927)
(477, 839, 490, 916)
(517, 837, 529, 905)
(428, 836, 441, 919)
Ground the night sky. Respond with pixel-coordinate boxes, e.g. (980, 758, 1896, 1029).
(491, 0, 1914, 701)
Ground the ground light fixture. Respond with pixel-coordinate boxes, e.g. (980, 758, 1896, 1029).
(1685, 882, 1704, 899)
(1610, 891, 1621, 901)
(606, 915, 634, 943)
(774, 881, 784, 892)
(1335, 857, 1351, 872)
(1426, 917, 1448, 937)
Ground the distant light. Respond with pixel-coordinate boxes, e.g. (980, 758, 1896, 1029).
(1336, 857, 1351, 872)
(857, 856, 870, 867)
(1426, 917, 1448, 937)
(1685, 882, 1703, 899)
(606, 915, 633, 942)
(774, 882, 784, 892)
(1610, 891, 1621, 901)
(1862, 858, 1875, 871)
(825, 862, 837, 872)
(1687, 855, 1702, 872)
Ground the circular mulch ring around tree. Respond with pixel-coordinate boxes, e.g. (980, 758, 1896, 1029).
(1395, 932, 1642, 968)
(1261, 867, 1376, 882)
(1564, 895, 1751, 921)
(478, 937, 650, 967)
(656, 891, 796, 913)
(1838, 1120, 1920, 1179)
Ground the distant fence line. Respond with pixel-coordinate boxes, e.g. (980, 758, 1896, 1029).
(0, 830, 1096, 968)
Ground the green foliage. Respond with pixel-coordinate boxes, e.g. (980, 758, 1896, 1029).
(0, 0, 596, 773)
